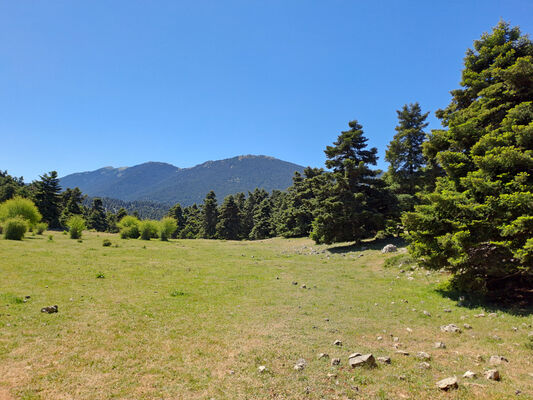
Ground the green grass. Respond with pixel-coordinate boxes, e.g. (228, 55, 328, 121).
(0, 232, 532, 399)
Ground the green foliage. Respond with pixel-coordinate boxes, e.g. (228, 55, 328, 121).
(250, 198, 273, 240)
(0, 196, 42, 227)
(32, 171, 61, 228)
(59, 187, 85, 227)
(216, 195, 240, 240)
(166, 203, 185, 238)
(118, 216, 140, 239)
(179, 205, 201, 239)
(102, 238, 112, 247)
(0, 170, 29, 203)
(200, 191, 218, 239)
(139, 220, 159, 240)
(87, 198, 108, 232)
(404, 22, 533, 294)
(67, 215, 86, 239)
(35, 222, 48, 234)
(159, 217, 177, 241)
(311, 120, 397, 244)
(3, 217, 28, 240)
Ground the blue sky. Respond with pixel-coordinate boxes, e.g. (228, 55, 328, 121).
(2, 1, 533, 181)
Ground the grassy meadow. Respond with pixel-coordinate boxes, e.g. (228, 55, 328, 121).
(0, 232, 532, 399)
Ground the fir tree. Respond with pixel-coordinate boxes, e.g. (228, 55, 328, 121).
(167, 203, 186, 238)
(32, 171, 62, 228)
(250, 198, 273, 240)
(87, 198, 108, 232)
(200, 191, 218, 239)
(216, 195, 241, 240)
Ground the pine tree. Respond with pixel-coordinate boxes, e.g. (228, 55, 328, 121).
(200, 191, 218, 239)
(116, 207, 128, 221)
(241, 188, 268, 239)
(32, 171, 62, 228)
(216, 195, 241, 240)
(385, 103, 429, 210)
(167, 203, 186, 238)
(180, 204, 201, 238)
(404, 21, 533, 295)
(311, 120, 396, 244)
(59, 187, 85, 227)
(87, 198, 108, 232)
(250, 198, 273, 240)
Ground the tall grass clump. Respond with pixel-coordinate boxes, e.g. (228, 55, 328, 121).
(139, 220, 159, 240)
(118, 216, 140, 239)
(67, 215, 86, 239)
(35, 222, 48, 235)
(0, 197, 42, 228)
(3, 217, 28, 240)
(159, 217, 177, 241)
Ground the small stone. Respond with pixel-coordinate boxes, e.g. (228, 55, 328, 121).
(377, 336, 383, 341)
(444, 308, 452, 313)
(294, 362, 305, 371)
(40, 305, 58, 314)
(463, 371, 477, 379)
(393, 336, 399, 342)
(463, 323, 473, 329)
(475, 313, 485, 318)
(377, 356, 391, 364)
(258, 366, 266, 373)
(512, 327, 518, 332)
(381, 244, 397, 253)
(331, 358, 340, 366)
(406, 327, 413, 333)
(485, 369, 500, 381)
(229, 370, 235, 375)
(301, 284, 307, 289)
(441, 324, 461, 333)
(489, 355, 508, 365)
(488, 313, 497, 318)
(416, 352, 431, 361)
(436, 376, 458, 390)
(348, 353, 376, 368)
(423, 310, 431, 317)
(24, 295, 31, 299)
(434, 342, 446, 349)
(419, 362, 431, 369)
(318, 353, 329, 360)
(292, 281, 298, 285)
(327, 373, 337, 378)
(396, 350, 409, 356)
(333, 340, 342, 346)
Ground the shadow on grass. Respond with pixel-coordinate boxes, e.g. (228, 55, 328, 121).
(435, 283, 533, 317)
(326, 237, 407, 254)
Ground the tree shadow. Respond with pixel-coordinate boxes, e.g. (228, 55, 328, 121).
(326, 237, 407, 254)
(435, 284, 533, 317)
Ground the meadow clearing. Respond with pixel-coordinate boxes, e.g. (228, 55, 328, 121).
(0, 232, 532, 399)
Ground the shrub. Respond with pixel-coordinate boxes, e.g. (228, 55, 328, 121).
(35, 222, 48, 235)
(0, 197, 41, 227)
(139, 220, 159, 240)
(67, 215, 86, 239)
(48, 234, 53, 241)
(3, 217, 27, 240)
(118, 216, 140, 239)
(159, 217, 177, 241)
(102, 238, 112, 247)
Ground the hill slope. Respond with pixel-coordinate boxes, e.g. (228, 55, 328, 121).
(60, 155, 305, 205)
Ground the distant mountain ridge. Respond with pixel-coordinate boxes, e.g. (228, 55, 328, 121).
(60, 155, 305, 206)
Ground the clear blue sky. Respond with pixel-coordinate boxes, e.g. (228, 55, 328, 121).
(2, 1, 532, 181)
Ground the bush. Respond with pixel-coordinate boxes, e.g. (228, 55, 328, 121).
(35, 222, 48, 235)
(67, 215, 86, 239)
(159, 217, 177, 241)
(102, 238, 112, 247)
(118, 216, 140, 239)
(3, 217, 28, 240)
(0, 197, 41, 227)
(139, 220, 159, 240)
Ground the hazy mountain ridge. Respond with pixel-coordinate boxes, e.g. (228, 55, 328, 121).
(60, 155, 305, 206)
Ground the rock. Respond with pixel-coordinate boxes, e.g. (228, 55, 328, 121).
(258, 366, 266, 373)
(436, 376, 458, 390)
(441, 324, 462, 333)
(294, 359, 306, 371)
(393, 337, 399, 342)
(331, 358, 340, 366)
(434, 342, 446, 349)
(489, 355, 508, 365)
(444, 308, 452, 313)
(475, 313, 485, 318)
(333, 340, 342, 346)
(512, 326, 518, 332)
(423, 310, 431, 317)
(327, 373, 337, 378)
(416, 352, 431, 361)
(488, 313, 497, 318)
(396, 350, 409, 356)
(463, 371, 477, 379)
(348, 353, 376, 368)
(463, 323, 473, 329)
(377, 356, 391, 364)
(419, 362, 431, 369)
(318, 353, 329, 360)
(301, 284, 307, 289)
(406, 327, 413, 333)
(485, 369, 500, 381)
(377, 336, 383, 341)
(381, 244, 397, 253)
(40, 305, 58, 314)
(292, 281, 298, 285)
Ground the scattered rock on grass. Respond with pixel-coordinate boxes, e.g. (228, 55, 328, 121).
(377, 356, 391, 364)
(463, 371, 477, 379)
(382, 244, 397, 253)
(294, 359, 306, 371)
(318, 353, 329, 360)
(258, 366, 266, 373)
(489, 355, 508, 365)
(396, 350, 409, 356)
(40, 305, 58, 314)
(348, 353, 376, 368)
(423, 310, 431, 317)
(485, 369, 500, 381)
(441, 324, 461, 333)
(416, 352, 431, 361)
(463, 323, 473, 329)
(331, 358, 340, 366)
(434, 342, 446, 349)
(419, 362, 431, 369)
(333, 340, 342, 346)
(436, 376, 458, 390)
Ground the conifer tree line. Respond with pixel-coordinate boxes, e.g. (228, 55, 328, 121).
(1, 22, 531, 295)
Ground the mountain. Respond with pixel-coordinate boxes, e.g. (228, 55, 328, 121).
(60, 155, 305, 206)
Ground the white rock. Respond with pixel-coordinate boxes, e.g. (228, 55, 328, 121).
(258, 366, 266, 373)
(434, 342, 446, 349)
(348, 353, 376, 368)
(436, 376, 458, 390)
(485, 369, 500, 381)
(463, 370, 477, 379)
(416, 351, 431, 361)
(333, 339, 342, 346)
(381, 244, 397, 253)
(441, 324, 462, 333)
(489, 355, 508, 365)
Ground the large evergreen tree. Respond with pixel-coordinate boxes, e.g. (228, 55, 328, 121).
(32, 171, 62, 228)
(167, 203, 186, 238)
(59, 187, 85, 227)
(385, 103, 429, 210)
(404, 22, 533, 295)
(216, 195, 241, 240)
(200, 191, 218, 239)
(250, 198, 273, 240)
(311, 120, 396, 244)
(87, 198, 108, 232)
